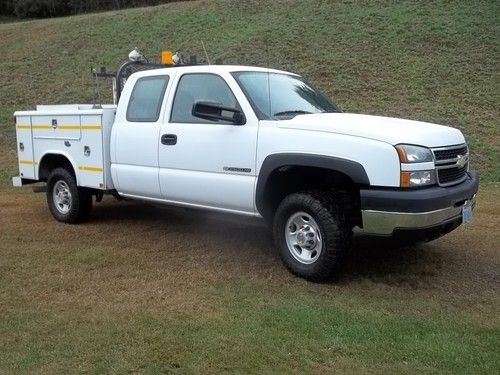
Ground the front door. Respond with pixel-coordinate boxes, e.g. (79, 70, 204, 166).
(158, 72, 258, 213)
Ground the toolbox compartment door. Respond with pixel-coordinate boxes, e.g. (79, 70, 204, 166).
(15, 115, 36, 179)
(78, 114, 105, 188)
(32, 114, 81, 140)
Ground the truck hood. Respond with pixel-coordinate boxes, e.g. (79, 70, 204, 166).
(277, 113, 465, 147)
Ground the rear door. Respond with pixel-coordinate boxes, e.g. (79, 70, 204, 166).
(111, 74, 171, 198)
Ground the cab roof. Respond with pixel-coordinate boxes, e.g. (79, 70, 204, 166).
(132, 64, 298, 78)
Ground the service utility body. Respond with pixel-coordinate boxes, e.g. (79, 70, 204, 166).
(12, 55, 479, 280)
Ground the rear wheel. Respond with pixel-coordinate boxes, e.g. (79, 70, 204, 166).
(47, 167, 92, 223)
(273, 191, 352, 281)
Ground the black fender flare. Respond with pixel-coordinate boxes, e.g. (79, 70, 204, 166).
(255, 153, 370, 214)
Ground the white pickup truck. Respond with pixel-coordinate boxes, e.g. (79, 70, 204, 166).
(13, 63, 479, 280)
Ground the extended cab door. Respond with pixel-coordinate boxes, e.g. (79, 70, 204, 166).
(111, 73, 171, 198)
(158, 72, 258, 213)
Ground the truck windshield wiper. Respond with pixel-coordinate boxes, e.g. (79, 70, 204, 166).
(273, 110, 312, 117)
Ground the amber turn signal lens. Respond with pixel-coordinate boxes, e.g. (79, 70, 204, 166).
(395, 145, 408, 163)
(400, 171, 411, 187)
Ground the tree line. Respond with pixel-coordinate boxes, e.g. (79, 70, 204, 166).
(0, 0, 185, 19)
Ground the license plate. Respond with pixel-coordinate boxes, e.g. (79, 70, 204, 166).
(462, 201, 473, 224)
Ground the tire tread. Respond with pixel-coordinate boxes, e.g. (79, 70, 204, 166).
(46, 167, 92, 224)
(273, 190, 352, 281)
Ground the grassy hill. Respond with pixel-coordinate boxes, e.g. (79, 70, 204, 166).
(0, 0, 499, 183)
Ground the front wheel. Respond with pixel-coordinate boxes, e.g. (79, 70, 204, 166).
(273, 191, 352, 281)
(47, 168, 92, 223)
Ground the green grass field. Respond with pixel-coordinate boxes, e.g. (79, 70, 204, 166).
(0, 0, 499, 183)
(0, 1, 499, 373)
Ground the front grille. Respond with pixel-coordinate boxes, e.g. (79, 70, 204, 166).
(433, 145, 468, 162)
(437, 164, 468, 185)
(432, 144, 469, 187)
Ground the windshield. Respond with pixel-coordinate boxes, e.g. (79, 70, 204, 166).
(232, 71, 340, 120)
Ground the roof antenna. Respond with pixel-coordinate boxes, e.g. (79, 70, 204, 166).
(201, 41, 211, 65)
(91, 68, 101, 105)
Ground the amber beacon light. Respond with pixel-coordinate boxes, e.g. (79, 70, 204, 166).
(161, 50, 174, 64)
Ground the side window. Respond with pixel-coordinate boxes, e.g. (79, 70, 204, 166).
(126, 75, 169, 122)
(170, 73, 239, 124)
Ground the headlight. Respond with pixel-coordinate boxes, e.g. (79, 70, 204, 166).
(395, 145, 436, 187)
(401, 170, 436, 187)
(395, 144, 433, 163)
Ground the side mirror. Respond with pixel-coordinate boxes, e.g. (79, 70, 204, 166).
(192, 101, 245, 125)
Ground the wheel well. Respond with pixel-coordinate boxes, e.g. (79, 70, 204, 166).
(38, 154, 75, 182)
(258, 166, 361, 226)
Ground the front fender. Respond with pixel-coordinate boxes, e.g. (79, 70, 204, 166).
(255, 153, 370, 214)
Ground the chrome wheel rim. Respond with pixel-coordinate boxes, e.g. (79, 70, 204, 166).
(53, 180, 72, 214)
(285, 212, 322, 264)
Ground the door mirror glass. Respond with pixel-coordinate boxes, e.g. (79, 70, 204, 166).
(170, 73, 245, 125)
(192, 101, 245, 125)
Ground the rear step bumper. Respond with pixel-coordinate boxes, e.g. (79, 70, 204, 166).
(12, 176, 40, 188)
(12, 176, 22, 187)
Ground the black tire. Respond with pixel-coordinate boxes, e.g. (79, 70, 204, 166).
(273, 191, 352, 281)
(46, 167, 92, 223)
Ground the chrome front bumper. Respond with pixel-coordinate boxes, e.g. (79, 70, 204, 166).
(361, 195, 476, 235)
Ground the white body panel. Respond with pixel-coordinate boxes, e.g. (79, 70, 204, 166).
(278, 113, 465, 148)
(111, 118, 163, 198)
(257, 121, 401, 187)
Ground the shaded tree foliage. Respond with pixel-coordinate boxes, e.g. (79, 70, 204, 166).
(0, 0, 184, 18)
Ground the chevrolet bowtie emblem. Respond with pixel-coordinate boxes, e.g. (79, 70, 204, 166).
(456, 154, 468, 168)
